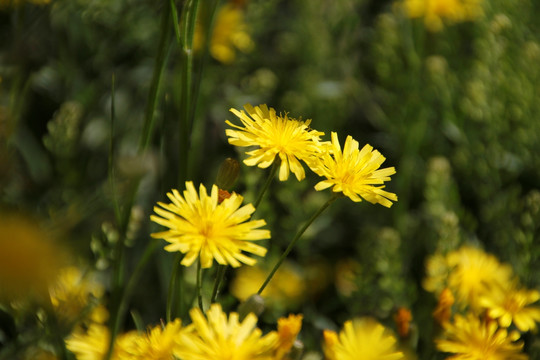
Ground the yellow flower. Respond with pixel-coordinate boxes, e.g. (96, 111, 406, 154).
(122, 319, 183, 360)
(436, 313, 527, 360)
(446, 246, 513, 310)
(423, 252, 451, 295)
(226, 104, 325, 181)
(480, 286, 540, 332)
(66, 323, 137, 360)
(275, 314, 303, 360)
(433, 288, 455, 326)
(323, 318, 404, 360)
(0, 214, 67, 301)
(151, 181, 270, 268)
(311, 132, 397, 207)
(402, 0, 484, 32)
(174, 303, 279, 360)
(48, 266, 104, 325)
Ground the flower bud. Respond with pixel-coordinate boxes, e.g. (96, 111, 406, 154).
(237, 293, 265, 321)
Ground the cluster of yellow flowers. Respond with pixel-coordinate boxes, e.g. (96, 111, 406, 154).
(424, 245, 540, 359)
(401, 0, 484, 32)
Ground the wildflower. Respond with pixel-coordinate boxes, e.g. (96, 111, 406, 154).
(480, 286, 540, 332)
(275, 314, 303, 359)
(394, 307, 413, 339)
(436, 313, 527, 360)
(423, 252, 451, 295)
(65, 323, 136, 360)
(402, 0, 484, 32)
(446, 246, 513, 310)
(151, 182, 270, 268)
(433, 288, 455, 325)
(48, 266, 104, 325)
(123, 319, 184, 360)
(193, 2, 253, 64)
(323, 318, 404, 360)
(226, 104, 325, 181)
(0, 214, 66, 301)
(311, 132, 397, 207)
(174, 303, 278, 360)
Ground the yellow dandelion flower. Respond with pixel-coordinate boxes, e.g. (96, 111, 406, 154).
(275, 314, 303, 360)
(311, 132, 397, 207)
(433, 288, 455, 326)
(436, 313, 527, 360)
(402, 0, 484, 32)
(0, 214, 67, 301)
(150, 181, 270, 268)
(48, 266, 104, 325)
(210, 4, 254, 64)
(226, 104, 325, 181)
(66, 323, 137, 360)
(323, 318, 404, 360)
(480, 286, 540, 332)
(174, 303, 279, 360)
(446, 246, 513, 310)
(123, 319, 183, 360)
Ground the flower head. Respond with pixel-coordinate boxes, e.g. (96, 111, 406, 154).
(151, 182, 270, 268)
(402, 0, 484, 32)
(175, 303, 278, 360)
(436, 313, 527, 360)
(123, 319, 184, 360)
(311, 132, 397, 207)
(480, 286, 540, 332)
(323, 318, 403, 360)
(65, 323, 136, 360)
(275, 314, 303, 359)
(226, 104, 325, 181)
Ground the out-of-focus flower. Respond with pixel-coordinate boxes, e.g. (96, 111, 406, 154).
(394, 307, 413, 339)
(194, 4, 254, 64)
(423, 253, 451, 295)
(226, 104, 325, 181)
(174, 303, 278, 360)
(48, 266, 104, 325)
(436, 313, 527, 360)
(122, 319, 184, 360)
(480, 286, 540, 332)
(401, 0, 484, 32)
(323, 318, 403, 360)
(151, 182, 270, 268)
(275, 314, 303, 360)
(0, 0, 50, 9)
(311, 132, 397, 207)
(446, 246, 513, 310)
(0, 214, 67, 301)
(433, 288, 455, 326)
(65, 323, 137, 360)
(230, 261, 306, 307)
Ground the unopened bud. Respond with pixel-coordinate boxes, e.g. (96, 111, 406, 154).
(216, 158, 240, 190)
(237, 294, 265, 321)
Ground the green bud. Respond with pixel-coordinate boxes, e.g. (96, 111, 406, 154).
(216, 158, 240, 190)
(237, 294, 265, 321)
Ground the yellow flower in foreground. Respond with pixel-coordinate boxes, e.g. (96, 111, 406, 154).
(311, 132, 397, 207)
(323, 318, 403, 360)
(151, 182, 270, 268)
(175, 303, 278, 360)
(226, 104, 325, 181)
(275, 314, 303, 360)
(66, 323, 136, 360)
(402, 0, 483, 32)
(436, 313, 527, 360)
(123, 319, 183, 360)
(446, 246, 513, 310)
(480, 286, 540, 332)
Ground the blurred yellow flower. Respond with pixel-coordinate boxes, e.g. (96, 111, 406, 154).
(0, 214, 67, 301)
(433, 288, 455, 325)
(174, 303, 278, 360)
(323, 318, 403, 360)
(66, 323, 137, 360)
(311, 132, 397, 207)
(446, 246, 513, 310)
(230, 261, 306, 307)
(422, 252, 451, 295)
(402, 0, 484, 32)
(48, 266, 104, 325)
(436, 313, 527, 360)
(275, 314, 303, 360)
(122, 319, 183, 360)
(480, 286, 540, 332)
(151, 181, 270, 268)
(226, 104, 325, 181)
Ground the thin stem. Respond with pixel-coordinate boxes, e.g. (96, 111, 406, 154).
(253, 159, 280, 209)
(257, 194, 340, 295)
(196, 259, 204, 310)
(166, 253, 184, 322)
(210, 265, 227, 303)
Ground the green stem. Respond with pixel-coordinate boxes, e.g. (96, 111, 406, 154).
(196, 259, 204, 310)
(253, 159, 280, 209)
(166, 253, 184, 322)
(257, 193, 340, 295)
(210, 265, 227, 303)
